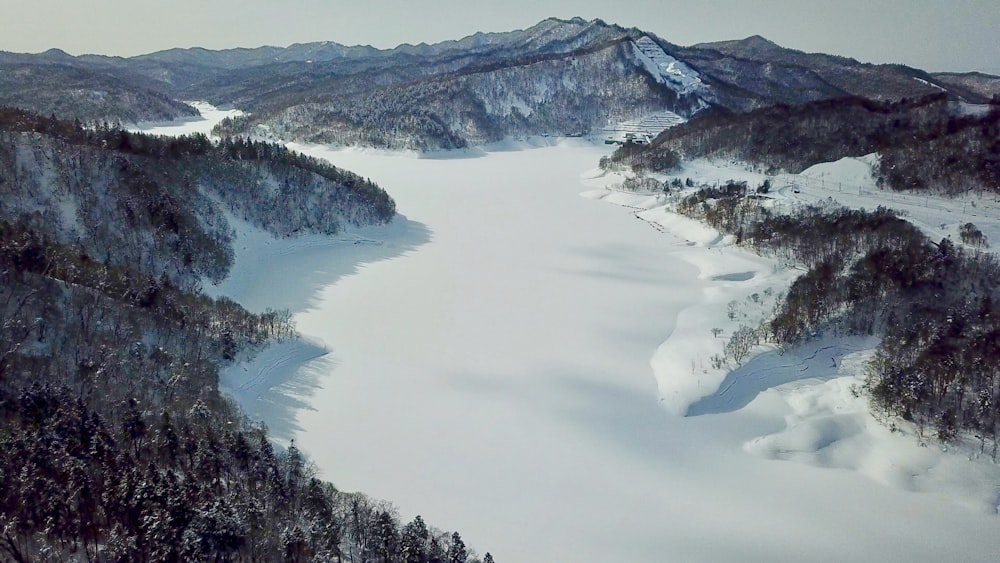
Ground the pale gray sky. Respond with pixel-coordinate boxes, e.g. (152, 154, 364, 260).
(2, 0, 998, 73)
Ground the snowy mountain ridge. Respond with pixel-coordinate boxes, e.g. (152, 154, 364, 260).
(1, 18, 995, 148)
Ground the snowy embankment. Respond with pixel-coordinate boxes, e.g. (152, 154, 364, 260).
(677, 153, 1000, 251)
(139, 107, 1000, 562)
(588, 159, 1000, 515)
(204, 210, 425, 443)
(582, 178, 798, 416)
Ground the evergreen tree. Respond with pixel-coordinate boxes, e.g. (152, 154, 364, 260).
(373, 509, 400, 562)
(401, 515, 430, 563)
(448, 531, 468, 563)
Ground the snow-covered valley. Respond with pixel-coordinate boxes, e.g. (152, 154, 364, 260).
(203, 144, 1000, 561)
(131, 104, 1000, 562)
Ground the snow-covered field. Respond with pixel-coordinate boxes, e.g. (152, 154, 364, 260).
(139, 109, 1000, 562)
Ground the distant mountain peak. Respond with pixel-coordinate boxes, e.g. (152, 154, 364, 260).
(693, 34, 786, 57)
(40, 47, 73, 59)
(539, 16, 613, 29)
(544, 16, 588, 25)
(741, 34, 778, 46)
(556, 16, 598, 26)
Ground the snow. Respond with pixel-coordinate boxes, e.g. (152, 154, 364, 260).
(508, 97, 532, 117)
(799, 153, 880, 187)
(225, 143, 999, 562)
(746, 352, 1000, 515)
(579, 182, 799, 416)
(669, 154, 1000, 253)
(955, 102, 995, 117)
(204, 209, 425, 443)
(56, 197, 79, 236)
(600, 111, 686, 143)
(631, 36, 707, 97)
(914, 76, 946, 91)
(788, 154, 1000, 247)
(137, 109, 1000, 562)
(129, 101, 243, 137)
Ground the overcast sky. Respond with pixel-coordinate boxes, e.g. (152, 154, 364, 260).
(2, 0, 998, 73)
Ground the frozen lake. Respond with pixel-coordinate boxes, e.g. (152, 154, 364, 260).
(210, 140, 999, 563)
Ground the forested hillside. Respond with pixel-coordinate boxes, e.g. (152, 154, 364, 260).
(0, 110, 488, 562)
(0, 108, 394, 288)
(606, 94, 1000, 196)
(669, 184, 1000, 453)
(3, 18, 982, 150)
(602, 84, 1000, 450)
(216, 38, 694, 150)
(0, 62, 200, 124)
(604, 94, 951, 172)
(677, 36, 977, 110)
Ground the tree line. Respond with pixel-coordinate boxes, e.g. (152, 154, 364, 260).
(0, 106, 396, 226)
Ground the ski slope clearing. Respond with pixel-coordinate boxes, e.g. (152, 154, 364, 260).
(207, 141, 999, 563)
(631, 36, 707, 96)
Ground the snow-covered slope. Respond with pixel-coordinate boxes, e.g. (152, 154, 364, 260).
(600, 110, 687, 143)
(631, 36, 709, 97)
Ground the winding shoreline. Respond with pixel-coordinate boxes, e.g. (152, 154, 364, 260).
(217, 144, 1000, 562)
(134, 107, 1000, 561)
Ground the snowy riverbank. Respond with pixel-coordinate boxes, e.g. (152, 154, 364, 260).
(586, 163, 1000, 517)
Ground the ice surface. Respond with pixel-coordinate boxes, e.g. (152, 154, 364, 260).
(225, 143, 1000, 562)
(129, 101, 243, 137)
(136, 109, 1000, 562)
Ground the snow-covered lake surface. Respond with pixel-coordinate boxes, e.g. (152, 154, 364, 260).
(222, 144, 1000, 562)
(137, 109, 1000, 561)
(130, 101, 243, 137)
